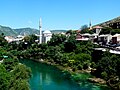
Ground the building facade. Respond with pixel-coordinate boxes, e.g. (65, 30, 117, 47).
(108, 22, 120, 29)
(43, 30, 52, 43)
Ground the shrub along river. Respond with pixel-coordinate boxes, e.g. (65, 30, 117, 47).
(20, 59, 110, 90)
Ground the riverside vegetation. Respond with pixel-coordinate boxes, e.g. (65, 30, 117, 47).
(0, 28, 120, 89)
(0, 34, 31, 90)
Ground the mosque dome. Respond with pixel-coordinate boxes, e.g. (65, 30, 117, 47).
(43, 30, 51, 34)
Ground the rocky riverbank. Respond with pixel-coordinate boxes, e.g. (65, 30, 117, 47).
(88, 78, 106, 84)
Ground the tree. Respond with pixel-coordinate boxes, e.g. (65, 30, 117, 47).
(11, 64, 31, 80)
(96, 52, 120, 80)
(0, 34, 7, 46)
(81, 25, 88, 30)
(99, 27, 112, 35)
(64, 34, 76, 52)
(48, 34, 67, 46)
(9, 79, 30, 90)
(0, 33, 31, 90)
(0, 64, 11, 90)
(66, 30, 77, 35)
(2, 58, 19, 71)
(23, 34, 38, 49)
(111, 29, 120, 35)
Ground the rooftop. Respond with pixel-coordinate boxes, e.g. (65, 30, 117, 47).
(43, 30, 52, 34)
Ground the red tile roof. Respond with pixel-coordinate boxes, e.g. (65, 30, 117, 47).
(93, 26, 103, 29)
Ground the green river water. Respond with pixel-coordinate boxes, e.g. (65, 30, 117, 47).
(20, 59, 110, 90)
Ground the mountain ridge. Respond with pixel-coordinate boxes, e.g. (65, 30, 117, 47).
(0, 25, 67, 36)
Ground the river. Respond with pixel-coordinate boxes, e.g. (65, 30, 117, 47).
(20, 59, 110, 90)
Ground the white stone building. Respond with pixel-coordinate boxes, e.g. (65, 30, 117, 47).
(98, 34, 112, 44)
(93, 26, 103, 34)
(43, 30, 52, 43)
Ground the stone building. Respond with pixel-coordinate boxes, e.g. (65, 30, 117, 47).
(43, 30, 52, 43)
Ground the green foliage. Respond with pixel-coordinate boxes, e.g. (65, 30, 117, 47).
(64, 34, 76, 52)
(81, 25, 88, 30)
(23, 34, 38, 47)
(100, 27, 120, 35)
(12, 64, 31, 80)
(15, 32, 94, 72)
(8, 64, 31, 90)
(90, 62, 97, 68)
(80, 29, 94, 34)
(72, 67, 77, 72)
(71, 73, 92, 83)
(100, 27, 112, 35)
(66, 30, 77, 35)
(111, 29, 120, 35)
(0, 34, 7, 47)
(75, 41, 94, 55)
(0, 37, 31, 90)
(48, 34, 67, 46)
(83, 62, 89, 69)
(0, 57, 31, 90)
(2, 58, 19, 71)
(0, 64, 11, 90)
(73, 53, 91, 63)
(9, 79, 30, 90)
(80, 25, 94, 34)
(77, 64, 83, 70)
(94, 51, 120, 89)
(101, 71, 108, 80)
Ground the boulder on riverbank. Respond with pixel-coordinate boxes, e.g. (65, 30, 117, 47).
(88, 78, 106, 84)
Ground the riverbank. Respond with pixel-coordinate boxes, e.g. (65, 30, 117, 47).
(20, 59, 111, 90)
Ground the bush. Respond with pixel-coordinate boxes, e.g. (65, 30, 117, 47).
(72, 67, 77, 72)
(77, 64, 83, 70)
(101, 71, 108, 80)
(90, 62, 97, 68)
(83, 63, 89, 70)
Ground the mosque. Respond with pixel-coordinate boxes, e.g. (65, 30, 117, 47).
(39, 18, 52, 44)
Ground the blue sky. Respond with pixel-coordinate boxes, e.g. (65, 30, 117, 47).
(0, 0, 120, 30)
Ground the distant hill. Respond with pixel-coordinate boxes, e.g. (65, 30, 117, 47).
(0, 25, 17, 36)
(50, 30, 67, 34)
(14, 28, 39, 36)
(0, 25, 39, 36)
(0, 25, 67, 36)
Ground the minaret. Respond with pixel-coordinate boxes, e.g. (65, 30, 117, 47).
(89, 20, 92, 29)
(39, 18, 42, 44)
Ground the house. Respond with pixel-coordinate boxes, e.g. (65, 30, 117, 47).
(108, 22, 120, 29)
(112, 34, 120, 44)
(92, 26, 103, 34)
(98, 34, 112, 45)
(14, 35, 24, 41)
(5, 36, 15, 43)
(76, 33, 89, 41)
(90, 33, 99, 42)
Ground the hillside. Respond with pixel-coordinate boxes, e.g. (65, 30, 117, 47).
(97, 16, 120, 27)
(0, 25, 67, 36)
(0, 25, 39, 36)
(14, 28, 39, 36)
(0, 25, 17, 36)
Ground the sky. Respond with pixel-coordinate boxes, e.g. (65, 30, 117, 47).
(0, 0, 120, 30)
